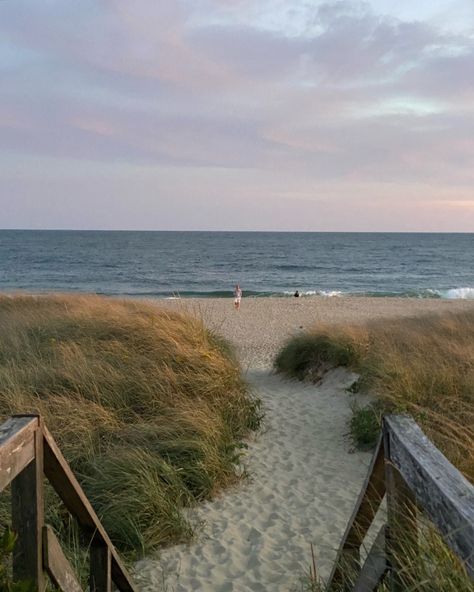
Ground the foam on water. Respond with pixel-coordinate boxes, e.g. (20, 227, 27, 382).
(283, 290, 342, 297)
(441, 287, 474, 300)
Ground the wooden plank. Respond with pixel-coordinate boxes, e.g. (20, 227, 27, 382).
(0, 416, 38, 492)
(384, 415, 474, 579)
(42, 426, 137, 592)
(90, 544, 112, 592)
(327, 434, 386, 590)
(43, 525, 83, 592)
(353, 526, 387, 592)
(11, 421, 46, 591)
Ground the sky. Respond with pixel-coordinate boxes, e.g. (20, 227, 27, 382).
(1, 0, 473, 231)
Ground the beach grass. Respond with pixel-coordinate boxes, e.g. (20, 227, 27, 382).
(0, 294, 261, 555)
(295, 519, 473, 592)
(275, 309, 474, 481)
(277, 310, 474, 590)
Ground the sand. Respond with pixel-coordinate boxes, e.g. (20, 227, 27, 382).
(135, 297, 474, 591)
(161, 296, 474, 369)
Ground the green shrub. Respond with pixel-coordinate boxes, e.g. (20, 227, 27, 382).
(274, 333, 359, 380)
(349, 403, 382, 449)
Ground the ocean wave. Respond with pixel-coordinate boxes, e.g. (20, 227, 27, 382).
(319, 290, 344, 297)
(117, 287, 474, 300)
(431, 287, 474, 300)
(283, 290, 343, 297)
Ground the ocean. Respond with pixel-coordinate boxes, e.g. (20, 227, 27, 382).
(0, 230, 473, 299)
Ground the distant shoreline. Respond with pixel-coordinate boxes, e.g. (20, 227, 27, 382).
(3, 290, 474, 301)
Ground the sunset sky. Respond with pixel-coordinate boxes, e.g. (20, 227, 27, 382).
(1, 0, 473, 231)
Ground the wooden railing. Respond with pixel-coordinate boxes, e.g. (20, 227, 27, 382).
(327, 415, 474, 591)
(2, 413, 473, 592)
(0, 414, 138, 592)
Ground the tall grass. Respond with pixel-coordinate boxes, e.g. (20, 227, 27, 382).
(275, 310, 474, 481)
(277, 310, 474, 590)
(0, 294, 261, 554)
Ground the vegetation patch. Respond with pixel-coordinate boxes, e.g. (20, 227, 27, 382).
(0, 294, 261, 554)
(274, 331, 360, 381)
(349, 402, 382, 449)
(274, 310, 474, 482)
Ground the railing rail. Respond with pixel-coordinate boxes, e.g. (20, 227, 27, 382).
(328, 415, 474, 591)
(3, 413, 473, 592)
(0, 414, 138, 592)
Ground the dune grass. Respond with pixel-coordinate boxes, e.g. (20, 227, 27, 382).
(275, 309, 474, 481)
(278, 309, 474, 590)
(0, 294, 261, 555)
(273, 332, 361, 382)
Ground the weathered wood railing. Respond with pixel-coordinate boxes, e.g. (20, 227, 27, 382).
(327, 415, 474, 591)
(0, 414, 138, 592)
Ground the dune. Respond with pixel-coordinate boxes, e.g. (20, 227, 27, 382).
(135, 296, 474, 591)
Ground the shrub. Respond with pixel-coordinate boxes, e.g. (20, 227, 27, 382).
(274, 332, 360, 380)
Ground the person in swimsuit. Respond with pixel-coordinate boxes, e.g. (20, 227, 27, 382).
(234, 284, 242, 310)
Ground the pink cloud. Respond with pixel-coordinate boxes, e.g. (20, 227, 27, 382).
(0, 0, 473, 229)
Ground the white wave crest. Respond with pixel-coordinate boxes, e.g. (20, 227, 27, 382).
(283, 290, 343, 297)
(443, 287, 474, 299)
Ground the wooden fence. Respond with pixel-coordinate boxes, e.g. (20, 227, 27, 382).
(1, 413, 473, 591)
(327, 415, 474, 591)
(0, 414, 138, 592)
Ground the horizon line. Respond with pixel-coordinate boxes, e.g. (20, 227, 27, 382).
(0, 228, 473, 234)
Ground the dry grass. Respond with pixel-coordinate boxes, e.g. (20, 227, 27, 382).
(0, 294, 261, 553)
(279, 311, 474, 589)
(275, 309, 474, 481)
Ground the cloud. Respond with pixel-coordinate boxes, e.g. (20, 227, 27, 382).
(0, 0, 473, 229)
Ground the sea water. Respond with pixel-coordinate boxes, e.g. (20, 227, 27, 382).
(0, 230, 473, 299)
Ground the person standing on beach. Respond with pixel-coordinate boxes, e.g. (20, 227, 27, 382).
(234, 284, 242, 310)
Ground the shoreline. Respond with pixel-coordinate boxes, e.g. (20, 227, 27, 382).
(2, 289, 474, 301)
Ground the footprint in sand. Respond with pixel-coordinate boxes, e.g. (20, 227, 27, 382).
(135, 369, 373, 592)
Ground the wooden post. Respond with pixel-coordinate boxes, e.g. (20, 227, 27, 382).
(90, 543, 112, 592)
(11, 418, 46, 591)
(383, 421, 418, 592)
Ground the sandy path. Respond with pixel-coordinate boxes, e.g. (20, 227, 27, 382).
(135, 367, 373, 591)
(135, 297, 473, 590)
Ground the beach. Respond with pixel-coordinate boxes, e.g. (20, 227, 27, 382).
(161, 296, 474, 368)
(135, 296, 474, 591)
